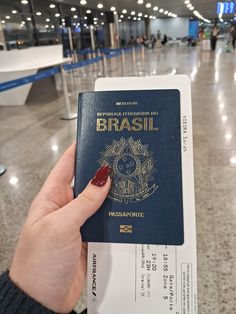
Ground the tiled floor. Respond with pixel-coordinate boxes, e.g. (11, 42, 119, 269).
(0, 42, 236, 313)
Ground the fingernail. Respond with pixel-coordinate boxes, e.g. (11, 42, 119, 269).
(91, 165, 110, 187)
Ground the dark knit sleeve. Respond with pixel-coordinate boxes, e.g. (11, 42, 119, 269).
(0, 271, 54, 314)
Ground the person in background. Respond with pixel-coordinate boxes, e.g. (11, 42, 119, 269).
(198, 29, 204, 41)
(162, 34, 168, 46)
(210, 25, 219, 51)
(135, 36, 141, 46)
(0, 144, 111, 314)
(142, 34, 148, 47)
(231, 24, 236, 51)
(128, 35, 135, 47)
(156, 30, 162, 48)
(150, 34, 156, 49)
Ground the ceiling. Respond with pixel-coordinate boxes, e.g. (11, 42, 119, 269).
(0, 0, 234, 24)
(51, 0, 222, 19)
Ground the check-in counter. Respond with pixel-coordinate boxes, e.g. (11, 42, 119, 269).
(0, 45, 69, 106)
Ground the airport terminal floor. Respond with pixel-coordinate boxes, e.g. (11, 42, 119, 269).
(1, 42, 236, 313)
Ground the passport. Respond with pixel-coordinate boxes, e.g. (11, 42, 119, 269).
(74, 89, 184, 245)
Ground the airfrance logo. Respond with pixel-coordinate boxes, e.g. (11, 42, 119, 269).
(92, 253, 97, 298)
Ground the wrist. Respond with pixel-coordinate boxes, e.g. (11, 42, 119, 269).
(0, 271, 55, 313)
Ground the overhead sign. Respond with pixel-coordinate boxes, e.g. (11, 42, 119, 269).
(217, 2, 236, 14)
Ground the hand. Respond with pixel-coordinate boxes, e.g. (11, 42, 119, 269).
(9, 144, 111, 313)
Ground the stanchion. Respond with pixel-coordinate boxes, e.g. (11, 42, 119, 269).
(0, 164, 6, 176)
(141, 45, 145, 62)
(98, 50, 103, 77)
(121, 49, 126, 76)
(103, 54, 108, 77)
(132, 47, 136, 75)
(60, 65, 77, 120)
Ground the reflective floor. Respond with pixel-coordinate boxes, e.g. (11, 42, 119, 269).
(0, 42, 236, 313)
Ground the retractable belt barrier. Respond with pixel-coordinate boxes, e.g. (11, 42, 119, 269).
(0, 47, 136, 93)
(0, 67, 60, 93)
(0, 56, 101, 93)
(63, 56, 102, 71)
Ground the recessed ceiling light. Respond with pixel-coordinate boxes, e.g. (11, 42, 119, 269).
(27, 17, 31, 21)
(133, 17, 137, 20)
(221, 115, 228, 122)
(12, 10, 17, 14)
(71, 7, 76, 12)
(131, 11, 135, 15)
(159, 8, 164, 13)
(110, 7, 116, 11)
(21, 21, 25, 24)
(185, 0, 190, 4)
(45, 24, 49, 28)
(1, 20, 5, 24)
(9, 176, 18, 185)
(128, 16, 131, 19)
(5, 16, 10, 19)
(101, 21, 104, 25)
(120, 15, 124, 18)
(138, 17, 141, 20)
(84, 16, 87, 19)
(230, 157, 236, 165)
(153, 6, 158, 11)
(55, 13, 60, 17)
(21, 0, 28, 4)
(97, 3, 103, 9)
(74, 15, 78, 18)
(138, 12, 142, 16)
(225, 133, 232, 140)
(164, 11, 168, 15)
(137, 0, 143, 4)
(86, 10, 91, 13)
(36, 12, 42, 16)
(146, 3, 151, 8)
(80, 0, 87, 5)
(49, 4, 55, 8)
(101, 12, 104, 16)
(51, 25, 55, 28)
(122, 9, 127, 14)
(144, 14, 148, 18)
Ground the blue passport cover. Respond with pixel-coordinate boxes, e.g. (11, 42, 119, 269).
(74, 90, 184, 245)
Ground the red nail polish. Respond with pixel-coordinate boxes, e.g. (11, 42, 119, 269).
(91, 165, 110, 187)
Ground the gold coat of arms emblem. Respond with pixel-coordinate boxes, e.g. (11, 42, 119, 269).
(99, 137, 158, 203)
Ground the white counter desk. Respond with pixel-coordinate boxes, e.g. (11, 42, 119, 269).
(0, 45, 71, 106)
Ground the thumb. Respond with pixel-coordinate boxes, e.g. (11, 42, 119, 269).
(58, 166, 111, 227)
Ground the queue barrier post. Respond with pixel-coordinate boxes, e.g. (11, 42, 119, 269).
(141, 45, 145, 62)
(98, 50, 103, 77)
(121, 49, 126, 76)
(132, 47, 136, 75)
(103, 54, 108, 77)
(60, 64, 77, 120)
